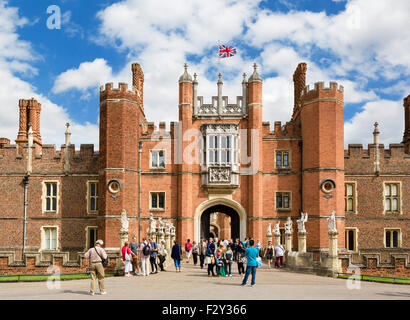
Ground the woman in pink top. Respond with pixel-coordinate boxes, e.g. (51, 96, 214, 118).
(122, 241, 136, 277)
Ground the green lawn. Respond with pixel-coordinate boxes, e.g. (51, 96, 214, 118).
(338, 274, 410, 285)
(0, 273, 116, 282)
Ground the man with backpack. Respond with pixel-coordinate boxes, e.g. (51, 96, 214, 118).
(149, 237, 158, 274)
(140, 238, 151, 276)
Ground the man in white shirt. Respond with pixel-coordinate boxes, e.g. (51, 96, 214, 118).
(274, 243, 285, 268)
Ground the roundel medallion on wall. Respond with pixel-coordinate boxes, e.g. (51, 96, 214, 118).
(107, 179, 122, 197)
(320, 179, 336, 194)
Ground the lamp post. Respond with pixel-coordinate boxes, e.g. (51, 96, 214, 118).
(138, 141, 143, 245)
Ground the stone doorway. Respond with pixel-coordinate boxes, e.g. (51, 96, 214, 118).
(200, 204, 240, 241)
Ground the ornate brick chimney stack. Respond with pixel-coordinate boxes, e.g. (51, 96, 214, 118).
(15, 98, 42, 153)
(292, 62, 307, 117)
(131, 62, 144, 111)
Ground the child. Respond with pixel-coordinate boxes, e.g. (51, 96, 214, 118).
(215, 251, 224, 277)
(238, 251, 246, 275)
(224, 245, 233, 277)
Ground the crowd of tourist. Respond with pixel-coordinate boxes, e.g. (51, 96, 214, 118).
(85, 235, 286, 294)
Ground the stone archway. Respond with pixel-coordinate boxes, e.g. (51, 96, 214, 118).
(194, 198, 247, 243)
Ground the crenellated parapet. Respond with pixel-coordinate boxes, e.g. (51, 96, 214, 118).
(99, 82, 141, 106)
(262, 121, 301, 138)
(0, 143, 98, 174)
(345, 143, 410, 174)
(302, 81, 344, 105)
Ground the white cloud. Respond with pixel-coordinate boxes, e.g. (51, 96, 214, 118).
(246, 0, 410, 78)
(52, 58, 113, 94)
(0, 1, 98, 148)
(344, 99, 404, 147)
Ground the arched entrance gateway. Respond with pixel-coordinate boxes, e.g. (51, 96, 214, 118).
(194, 198, 247, 243)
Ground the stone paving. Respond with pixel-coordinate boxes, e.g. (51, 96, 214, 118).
(0, 262, 409, 300)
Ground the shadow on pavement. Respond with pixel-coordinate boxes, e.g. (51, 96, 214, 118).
(62, 290, 92, 296)
(376, 292, 410, 298)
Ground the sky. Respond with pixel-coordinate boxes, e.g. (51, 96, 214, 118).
(0, 0, 409, 149)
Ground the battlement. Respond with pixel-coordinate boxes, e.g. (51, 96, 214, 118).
(99, 82, 136, 95)
(142, 121, 173, 138)
(302, 81, 344, 103)
(0, 143, 99, 174)
(345, 143, 410, 159)
(262, 121, 299, 137)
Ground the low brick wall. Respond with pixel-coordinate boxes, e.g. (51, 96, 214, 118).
(0, 252, 118, 275)
(340, 253, 410, 277)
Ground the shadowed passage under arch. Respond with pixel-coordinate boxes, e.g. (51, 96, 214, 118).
(200, 205, 240, 240)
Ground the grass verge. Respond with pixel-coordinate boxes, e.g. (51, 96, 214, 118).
(338, 274, 410, 285)
(0, 273, 116, 282)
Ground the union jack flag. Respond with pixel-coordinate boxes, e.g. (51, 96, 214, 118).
(218, 44, 237, 58)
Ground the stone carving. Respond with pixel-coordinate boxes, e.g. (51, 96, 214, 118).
(165, 221, 171, 235)
(196, 97, 244, 116)
(201, 123, 238, 135)
(149, 212, 156, 234)
(158, 217, 164, 233)
(297, 212, 308, 233)
(284, 217, 292, 235)
(120, 209, 129, 232)
(327, 210, 337, 233)
(170, 222, 176, 236)
(273, 221, 280, 235)
(209, 167, 231, 183)
(267, 223, 272, 236)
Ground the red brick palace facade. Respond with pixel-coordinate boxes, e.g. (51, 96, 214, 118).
(0, 62, 409, 275)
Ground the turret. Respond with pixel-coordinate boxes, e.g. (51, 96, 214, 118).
(247, 63, 263, 241)
(300, 77, 345, 250)
(177, 63, 194, 242)
(178, 63, 193, 121)
(403, 95, 410, 154)
(98, 66, 144, 249)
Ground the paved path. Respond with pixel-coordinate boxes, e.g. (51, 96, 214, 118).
(0, 262, 409, 300)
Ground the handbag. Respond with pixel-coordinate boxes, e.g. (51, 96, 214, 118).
(94, 247, 109, 267)
(205, 256, 211, 264)
(124, 249, 131, 261)
(257, 256, 262, 267)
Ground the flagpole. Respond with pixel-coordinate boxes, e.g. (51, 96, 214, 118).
(217, 40, 221, 77)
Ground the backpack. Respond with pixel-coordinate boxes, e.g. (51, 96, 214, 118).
(225, 251, 232, 261)
(142, 243, 151, 256)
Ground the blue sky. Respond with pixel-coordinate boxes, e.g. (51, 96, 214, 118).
(0, 0, 409, 148)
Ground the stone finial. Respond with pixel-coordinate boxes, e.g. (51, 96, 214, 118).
(217, 72, 223, 84)
(179, 62, 192, 82)
(242, 72, 247, 83)
(28, 122, 33, 136)
(248, 62, 262, 82)
(373, 122, 379, 135)
(373, 122, 380, 174)
(193, 73, 198, 83)
(65, 122, 71, 147)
